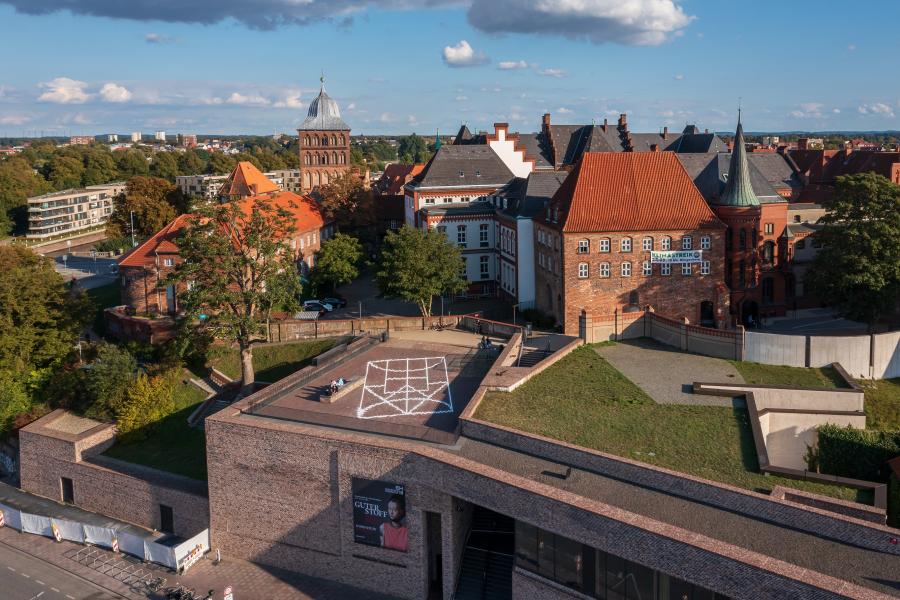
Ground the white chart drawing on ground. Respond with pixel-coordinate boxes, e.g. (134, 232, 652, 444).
(357, 357, 453, 419)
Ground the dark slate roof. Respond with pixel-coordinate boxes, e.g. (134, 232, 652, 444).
(452, 124, 486, 145)
(667, 133, 728, 153)
(785, 222, 822, 238)
(497, 171, 568, 219)
(421, 201, 496, 217)
(718, 118, 761, 207)
(677, 153, 786, 205)
(747, 153, 803, 194)
(516, 133, 553, 169)
(409, 145, 514, 189)
(298, 85, 350, 131)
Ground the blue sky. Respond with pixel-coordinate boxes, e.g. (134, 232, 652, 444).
(1, 0, 899, 136)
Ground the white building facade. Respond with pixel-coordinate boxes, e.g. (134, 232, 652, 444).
(26, 182, 126, 239)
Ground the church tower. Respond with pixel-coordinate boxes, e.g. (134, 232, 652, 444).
(297, 76, 351, 192)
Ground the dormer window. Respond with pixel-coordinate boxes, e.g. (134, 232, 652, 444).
(475, 170, 481, 177)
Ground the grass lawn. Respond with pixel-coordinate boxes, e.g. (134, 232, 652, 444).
(103, 369, 209, 481)
(476, 345, 869, 503)
(860, 378, 900, 430)
(729, 361, 847, 389)
(208, 338, 344, 382)
(86, 282, 121, 336)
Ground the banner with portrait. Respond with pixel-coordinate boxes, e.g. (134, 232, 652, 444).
(351, 478, 408, 552)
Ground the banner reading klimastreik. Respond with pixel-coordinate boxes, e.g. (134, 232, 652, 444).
(650, 250, 703, 264)
(352, 478, 408, 552)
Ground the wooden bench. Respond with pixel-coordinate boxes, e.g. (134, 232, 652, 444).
(319, 376, 364, 403)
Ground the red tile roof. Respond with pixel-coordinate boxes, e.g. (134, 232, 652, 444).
(220, 161, 280, 198)
(548, 152, 724, 233)
(238, 190, 325, 234)
(377, 163, 425, 195)
(118, 213, 192, 268)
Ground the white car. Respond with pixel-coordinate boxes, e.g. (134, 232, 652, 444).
(303, 300, 333, 313)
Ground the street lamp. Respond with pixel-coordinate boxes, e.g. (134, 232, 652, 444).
(130, 210, 137, 247)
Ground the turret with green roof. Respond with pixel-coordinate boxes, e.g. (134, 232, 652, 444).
(719, 111, 760, 207)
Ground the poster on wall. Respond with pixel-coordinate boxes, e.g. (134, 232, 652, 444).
(352, 478, 408, 552)
(650, 250, 703, 264)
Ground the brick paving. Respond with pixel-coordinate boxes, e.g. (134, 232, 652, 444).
(0, 527, 399, 600)
(595, 338, 745, 406)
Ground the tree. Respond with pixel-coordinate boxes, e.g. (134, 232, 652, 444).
(375, 225, 466, 317)
(107, 176, 183, 239)
(0, 246, 90, 373)
(45, 155, 84, 190)
(805, 173, 900, 328)
(115, 371, 176, 439)
(313, 234, 363, 292)
(149, 152, 180, 181)
(115, 149, 150, 178)
(171, 198, 302, 391)
(178, 150, 206, 176)
(84, 343, 137, 420)
(0, 157, 50, 235)
(81, 149, 118, 186)
(207, 152, 237, 175)
(397, 134, 431, 164)
(315, 172, 375, 231)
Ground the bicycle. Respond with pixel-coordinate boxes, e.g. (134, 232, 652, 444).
(144, 575, 167, 592)
(165, 585, 194, 600)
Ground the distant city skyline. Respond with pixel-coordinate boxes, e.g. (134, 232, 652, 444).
(1, 0, 899, 136)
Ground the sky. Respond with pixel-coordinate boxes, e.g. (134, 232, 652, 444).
(1, 0, 899, 137)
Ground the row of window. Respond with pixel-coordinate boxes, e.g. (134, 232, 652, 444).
(459, 255, 492, 280)
(302, 134, 346, 147)
(577, 261, 710, 278)
(576, 235, 710, 254)
(436, 223, 491, 248)
(515, 521, 729, 600)
(303, 152, 347, 166)
(424, 196, 477, 205)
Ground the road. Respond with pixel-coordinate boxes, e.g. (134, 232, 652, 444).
(0, 541, 125, 600)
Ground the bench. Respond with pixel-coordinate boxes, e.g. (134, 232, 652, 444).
(319, 376, 364, 404)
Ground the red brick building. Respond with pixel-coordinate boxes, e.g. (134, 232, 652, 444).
(119, 163, 332, 316)
(535, 152, 728, 335)
(298, 78, 352, 192)
(373, 163, 424, 233)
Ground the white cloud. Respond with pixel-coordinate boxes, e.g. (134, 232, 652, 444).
(832, 108, 841, 114)
(858, 102, 895, 117)
(557, 107, 573, 114)
(378, 112, 396, 123)
(467, 0, 694, 46)
(226, 92, 270, 106)
(455, 95, 468, 101)
(38, 77, 90, 104)
(145, 32, 174, 44)
(847, 43, 856, 51)
(346, 102, 356, 110)
(273, 89, 303, 108)
(673, 74, 684, 80)
(407, 115, 418, 125)
(537, 68, 566, 78)
(442, 40, 488, 67)
(790, 102, 826, 118)
(498, 60, 530, 70)
(99, 82, 132, 103)
(0, 114, 31, 125)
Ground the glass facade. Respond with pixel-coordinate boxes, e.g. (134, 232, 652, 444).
(515, 521, 730, 600)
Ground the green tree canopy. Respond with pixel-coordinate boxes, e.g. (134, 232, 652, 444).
(115, 149, 150, 178)
(84, 343, 138, 421)
(207, 152, 237, 175)
(375, 225, 466, 317)
(107, 176, 184, 239)
(178, 150, 206, 175)
(315, 172, 375, 232)
(171, 198, 302, 390)
(149, 152, 180, 181)
(805, 173, 900, 327)
(0, 157, 51, 235)
(0, 246, 91, 372)
(313, 233, 363, 292)
(397, 134, 431, 164)
(45, 155, 84, 190)
(81, 149, 118, 186)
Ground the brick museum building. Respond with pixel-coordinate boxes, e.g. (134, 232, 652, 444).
(118, 162, 332, 315)
(535, 152, 728, 335)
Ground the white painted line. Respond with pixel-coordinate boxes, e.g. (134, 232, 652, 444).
(51, 588, 60, 593)
(66, 595, 75, 599)
(21, 572, 30, 578)
(36, 579, 45, 585)
(6, 565, 14, 571)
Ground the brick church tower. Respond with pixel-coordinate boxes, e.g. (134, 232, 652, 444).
(297, 77, 351, 192)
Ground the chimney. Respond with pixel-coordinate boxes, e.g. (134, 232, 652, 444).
(650, 144, 659, 152)
(704, 128, 709, 134)
(618, 113, 627, 128)
(542, 113, 551, 127)
(662, 126, 668, 140)
(602, 118, 608, 132)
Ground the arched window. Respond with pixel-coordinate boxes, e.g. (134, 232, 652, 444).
(341, 153, 346, 164)
(331, 135, 337, 146)
(321, 171, 329, 186)
(599, 238, 610, 253)
(577, 263, 589, 279)
(599, 262, 610, 278)
(739, 229, 747, 250)
(304, 136, 311, 146)
(303, 172, 311, 189)
(642, 236, 653, 251)
(340, 135, 346, 145)
(577, 239, 589, 254)
(304, 154, 310, 165)
(322, 136, 329, 146)
(661, 236, 672, 251)
(621, 237, 632, 252)
(332, 151, 338, 165)
(725, 229, 733, 250)
(621, 262, 632, 277)
(312, 171, 320, 187)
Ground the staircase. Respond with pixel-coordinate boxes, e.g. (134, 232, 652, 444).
(455, 507, 515, 600)
(517, 345, 550, 368)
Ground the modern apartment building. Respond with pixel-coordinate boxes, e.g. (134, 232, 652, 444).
(154, 131, 166, 142)
(176, 169, 302, 199)
(130, 132, 142, 143)
(26, 182, 125, 239)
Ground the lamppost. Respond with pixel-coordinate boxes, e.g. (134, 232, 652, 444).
(130, 210, 137, 247)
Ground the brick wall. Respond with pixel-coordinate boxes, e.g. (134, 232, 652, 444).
(120, 264, 180, 315)
(18, 411, 208, 538)
(535, 225, 726, 335)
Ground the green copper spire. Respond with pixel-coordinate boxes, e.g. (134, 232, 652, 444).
(434, 128, 442, 150)
(720, 110, 760, 207)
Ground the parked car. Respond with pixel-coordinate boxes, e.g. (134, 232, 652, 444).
(303, 300, 333, 313)
(322, 297, 347, 308)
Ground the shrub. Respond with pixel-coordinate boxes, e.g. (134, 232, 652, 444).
(93, 237, 131, 254)
(889, 475, 900, 528)
(84, 343, 137, 421)
(816, 424, 900, 482)
(115, 370, 176, 441)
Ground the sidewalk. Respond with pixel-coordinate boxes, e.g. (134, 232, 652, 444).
(1, 526, 399, 600)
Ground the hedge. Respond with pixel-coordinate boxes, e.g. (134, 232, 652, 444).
(816, 424, 900, 482)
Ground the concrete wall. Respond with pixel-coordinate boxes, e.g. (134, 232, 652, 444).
(745, 331, 806, 367)
(872, 331, 900, 379)
(763, 412, 865, 471)
(513, 568, 590, 599)
(268, 314, 470, 343)
(19, 411, 209, 538)
(809, 335, 870, 377)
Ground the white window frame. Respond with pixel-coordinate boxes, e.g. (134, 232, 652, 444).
(577, 262, 589, 279)
(599, 262, 610, 278)
(621, 237, 632, 252)
(577, 239, 589, 254)
(682, 236, 693, 250)
(700, 235, 711, 250)
(642, 260, 652, 276)
(642, 237, 653, 251)
(661, 263, 672, 276)
(661, 236, 672, 251)
(682, 263, 692, 276)
(599, 238, 610, 253)
(701, 260, 710, 275)
(457, 225, 467, 247)
(621, 262, 632, 277)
